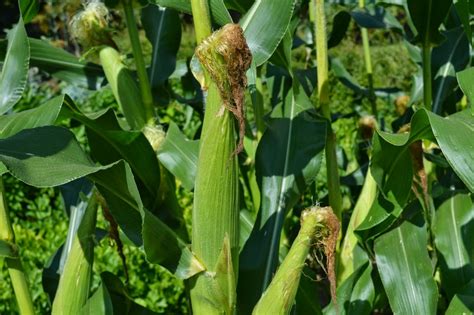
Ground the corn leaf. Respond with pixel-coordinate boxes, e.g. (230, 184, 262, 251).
(241, 0, 296, 66)
(457, 67, 474, 115)
(0, 17, 29, 115)
(407, 0, 451, 45)
(433, 194, 474, 297)
(431, 27, 470, 113)
(157, 122, 199, 190)
(0, 38, 104, 90)
(0, 95, 64, 139)
(454, 0, 472, 45)
(19, 0, 39, 23)
(142, 5, 181, 87)
(149, 0, 232, 25)
(351, 5, 403, 31)
(371, 109, 474, 206)
(324, 262, 374, 315)
(238, 80, 326, 313)
(80, 272, 158, 315)
(374, 221, 438, 315)
(445, 280, 474, 314)
(0, 125, 200, 276)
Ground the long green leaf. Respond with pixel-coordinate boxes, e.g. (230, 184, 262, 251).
(371, 109, 474, 206)
(433, 194, 474, 297)
(324, 262, 374, 315)
(157, 122, 199, 190)
(238, 80, 327, 313)
(19, 0, 39, 23)
(0, 17, 29, 115)
(0, 38, 105, 89)
(374, 221, 438, 314)
(407, 0, 451, 45)
(432, 27, 470, 113)
(446, 280, 474, 314)
(0, 95, 64, 139)
(241, 0, 296, 66)
(0, 125, 200, 276)
(142, 5, 182, 87)
(0, 126, 107, 187)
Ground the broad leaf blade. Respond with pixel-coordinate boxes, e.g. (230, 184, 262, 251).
(433, 194, 474, 297)
(407, 0, 451, 45)
(241, 0, 295, 66)
(432, 27, 470, 113)
(142, 5, 181, 87)
(157, 122, 199, 190)
(0, 17, 29, 115)
(0, 95, 64, 139)
(374, 221, 438, 315)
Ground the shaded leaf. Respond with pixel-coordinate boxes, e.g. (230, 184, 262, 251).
(0, 17, 29, 115)
(80, 272, 158, 315)
(142, 5, 181, 87)
(407, 0, 452, 45)
(238, 81, 326, 313)
(328, 10, 351, 49)
(0, 95, 64, 139)
(431, 27, 470, 113)
(446, 280, 474, 314)
(324, 262, 374, 315)
(351, 5, 403, 31)
(433, 193, 474, 297)
(371, 109, 474, 206)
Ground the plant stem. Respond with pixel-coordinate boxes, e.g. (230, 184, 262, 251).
(314, 0, 343, 219)
(0, 177, 34, 315)
(359, 0, 377, 116)
(190, 0, 213, 44)
(122, 0, 154, 125)
(422, 43, 432, 111)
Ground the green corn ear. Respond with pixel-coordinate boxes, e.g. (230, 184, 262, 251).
(52, 193, 98, 315)
(190, 24, 251, 314)
(253, 207, 340, 315)
(99, 46, 149, 130)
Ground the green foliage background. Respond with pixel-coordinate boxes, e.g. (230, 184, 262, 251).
(0, 23, 416, 312)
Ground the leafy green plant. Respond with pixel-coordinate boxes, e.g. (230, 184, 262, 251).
(1, 0, 474, 314)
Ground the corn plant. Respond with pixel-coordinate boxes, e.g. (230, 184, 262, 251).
(1, 0, 474, 314)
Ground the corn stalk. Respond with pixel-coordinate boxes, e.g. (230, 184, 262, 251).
(312, 0, 343, 219)
(0, 177, 34, 315)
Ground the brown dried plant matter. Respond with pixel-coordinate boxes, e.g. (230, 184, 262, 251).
(318, 208, 340, 307)
(196, 24, 252, 155)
